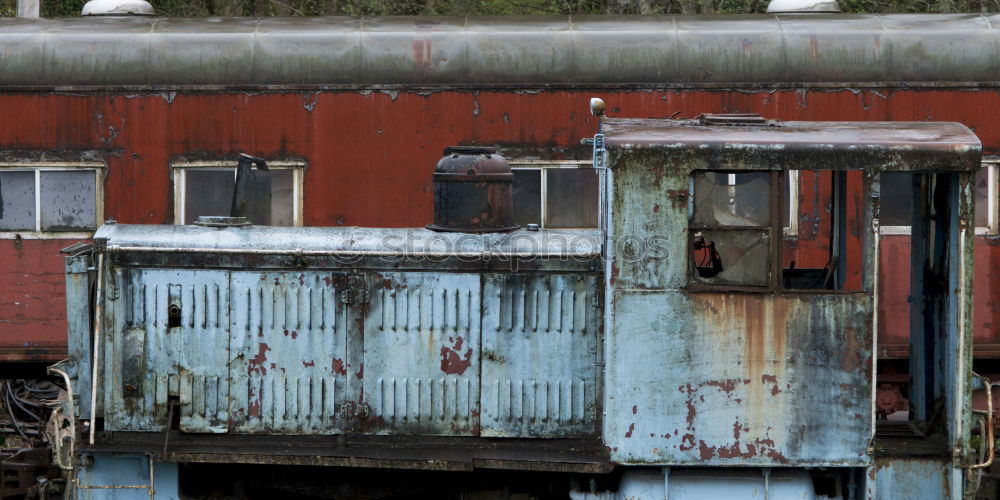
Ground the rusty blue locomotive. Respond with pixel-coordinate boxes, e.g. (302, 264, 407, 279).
(52, 103, 986, 499)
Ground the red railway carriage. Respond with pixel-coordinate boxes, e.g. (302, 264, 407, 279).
(0, 14, 999, 372)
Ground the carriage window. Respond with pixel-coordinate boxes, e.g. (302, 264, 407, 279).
(880, 172, 914, 229)
(0, 163, 103, 235)
(171, 160, 304, 226)
(880, 161, 997, 235)
(510, 161, 598, 229)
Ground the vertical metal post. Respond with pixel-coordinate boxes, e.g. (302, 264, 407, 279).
(16, 0, 40, 18)
(89, 252, 104, 445)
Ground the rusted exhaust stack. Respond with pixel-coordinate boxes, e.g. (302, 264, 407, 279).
(426, 146, 518, 233)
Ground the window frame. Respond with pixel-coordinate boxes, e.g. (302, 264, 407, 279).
(171, 160, 306, 227)
(784, 170, 800, 236)
(508, 160, 599, 230)
(878, 159, 997, 236)
(0, 162, 105, 239)
(688, 170, 782, 290)
(979, 158, 999, 236)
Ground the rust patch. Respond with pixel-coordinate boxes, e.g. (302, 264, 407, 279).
(699, 440, 714, 460)
(302, 360, 315, 368)
(841, 326, 863, 371)
(440, 336, 473, 375)
(705, 378, 744, 394)
(632, 405, 637, 415)
(248, 385, 263, 418)
(331, 358, 347, 376)
(470, 408, 480, 436)
(680, 433, 696, 451)
(625, 423, 635, 439)
(666, 189, 690, 208)
(248, 343, 271, 376)
(355, 363, 364, 380)
(761, 374, 777, 384)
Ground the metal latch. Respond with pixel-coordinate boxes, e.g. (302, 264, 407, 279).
(592, 133, 606, 169)
(337, 275, 369, 305)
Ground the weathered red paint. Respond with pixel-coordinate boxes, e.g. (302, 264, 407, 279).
(2, 89, 1000, 362)
(439, 336, 473, 376)
(0, 238, 72, 360)
(880, 234, 1000, 357)
(247, 342, 270, 376)
(331, 358, 347, 376)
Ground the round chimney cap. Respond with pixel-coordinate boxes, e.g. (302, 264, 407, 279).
(766, 0, 841, 13)
(82, 0, 155, 15)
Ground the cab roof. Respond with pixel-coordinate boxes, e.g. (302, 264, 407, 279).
(601, 116, 982, 172)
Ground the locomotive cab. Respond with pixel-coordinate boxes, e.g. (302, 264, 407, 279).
(591, 110, 983, 498)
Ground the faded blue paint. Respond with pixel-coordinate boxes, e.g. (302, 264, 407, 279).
(106, 269, 231, 433)
(76, 453, 178, 500)
(364, 272, 481, 435)
(481, 273, 602, 437)
(872, 459, 950, 500)
(606, 291, 872, 466)
(65, 253, 92, 419)
(229, 271, 354, 434)
(571, 468, 825, 499)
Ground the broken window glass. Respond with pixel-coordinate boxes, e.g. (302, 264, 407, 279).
(40, 171, 97, 231)
(183, 168, 294, 226)
(692, 172, 771, 227)
(690, 171, 772, 286)
(546, 168, 599, 228)
(0, 171, 36, 231)
(692, 229, 770, 286)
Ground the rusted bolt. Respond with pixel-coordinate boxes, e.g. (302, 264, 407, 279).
(168, 304, 181, 318)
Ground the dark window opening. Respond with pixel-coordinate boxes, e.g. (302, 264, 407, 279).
(181, 168, 295, 226)
(510, 163, 599, 230)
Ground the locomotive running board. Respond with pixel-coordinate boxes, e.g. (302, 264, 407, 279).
(80, 433, 613, 474)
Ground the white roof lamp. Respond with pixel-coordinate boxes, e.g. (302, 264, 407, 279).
(81, 0, 155, 15)
(766, 0, 841, 13)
